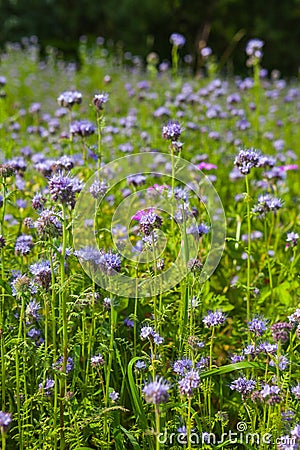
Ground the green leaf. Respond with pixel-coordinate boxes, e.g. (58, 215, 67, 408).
(201, 361, 268, 378)
(127, 357, 154, 450)
(119, 425, 141, 450)
(0, 278, 12, 295)
(74, 447, 95, 450)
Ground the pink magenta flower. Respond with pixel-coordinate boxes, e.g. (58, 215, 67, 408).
(279, 164, 298, 172)
(197, 162, 218, 170)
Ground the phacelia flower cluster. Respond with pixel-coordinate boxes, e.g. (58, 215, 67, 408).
(286, 231, 299, 248)
(15, 234, 34, 255)
(234, 148, 262, 174)
(48, 172, 82, 208)
(143, 377, 170, 404)
(89, 179, 108, 199)
(169, 33, 186, 48)
(91, 353, 105, 367)
(246, 39, 264, 60)
(162, 120, 183, 141)
(57, 90, 82, 108)
(53, 356, 74, 374)
(132, 208, 163, 236)
(230, 377, 256, 399)
(29, 260, 52, 289)
(140, 326, 164, 345)
(178, 369, 201, 397)
(99, 250, 121, 275)
(252, 193, 283, 216)
(0, 411, 12, 430)
(93, 92, 109, 111)
(203, 309, 226, 328)
(39, 378, 55, 395)
(35, 209, 62, 238)
(70, 120, 95, 138)
(248, 316, 268, 337)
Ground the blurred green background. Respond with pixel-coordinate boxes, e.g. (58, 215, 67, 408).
(1, 0, 300, 76)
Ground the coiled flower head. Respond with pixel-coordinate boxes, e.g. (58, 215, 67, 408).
(143, 377, 170, 404)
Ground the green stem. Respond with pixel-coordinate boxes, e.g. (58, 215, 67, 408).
(49, 250, 58, 450)
(16, 294, 25, 450)
(155, 405, 160, 450)
(59, 204, 68, 450)
(208, 326, 215, 422)
(86, 281, 96, 384)
(133, 264, 139, 357)
(171, 46, 179, 78)
(0, 248, 6, 410)
(97, 112, 103, 171)
(245, 175, 252, 325)
(187, 397, 192, 450)
(1, 428, 6, 450)
(152, 233, 158, 329)
(264, 219, 274, 305)
(0, 181, 6, 410)
(104, 300, 116, 442)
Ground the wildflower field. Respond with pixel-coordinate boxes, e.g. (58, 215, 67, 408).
(0, 35, 299, 449)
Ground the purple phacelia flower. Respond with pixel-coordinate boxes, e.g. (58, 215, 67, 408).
(57, 90, 82, 108)
(259, 342, 278, 354)
(286, 232, 299, 248)
(15, 234, 34, 256)
(143, 377, 170, 404)
(48, 172, 81, 208)
(135, 360, 147, 371)
(253, 193, 283, 216)
(124, 317, 134, 328)
(230, 376, 256, 398)
(70, 120, 95, 138)
(234, 148, 262, 174)
(270, 355, 289, 371)
(245, 39, 264, 60)
(32, 192, 46, 210)
(30, 260, 52, 289)
(0, 235, 6, 248)
(173, 358, 193, 376)
(99, 250, 121, 275)
(178, 369, 201, 397)
(133, 208, 163, 236)
(109, 390, 119, 402)
(248, 316, 268, 336)
(127, 174, 146, 187)
(93, 92, 109, 111)
(230, 354, 245, 363)
(91, 353, 105, 367)
(25, 300, 41, 322)
(196, 356, 210, 371)
(0, 411, 12, 430)
(170, 33, 186, 48)
(162, 120, 183, 141)
(260, 383, 281, 399)
(89, 179, 108, 199)
(53, 356, 74, 373)
(203, 309, 226, 328)
(271, 322, 293, 343)
(288, 309, 300, 324)
(35, 209, 62, 239)
(291, 385, 300, 400)
(39, 378, 55, 395)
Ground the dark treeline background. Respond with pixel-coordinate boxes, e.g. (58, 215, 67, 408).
(1, 0, 300, 76)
